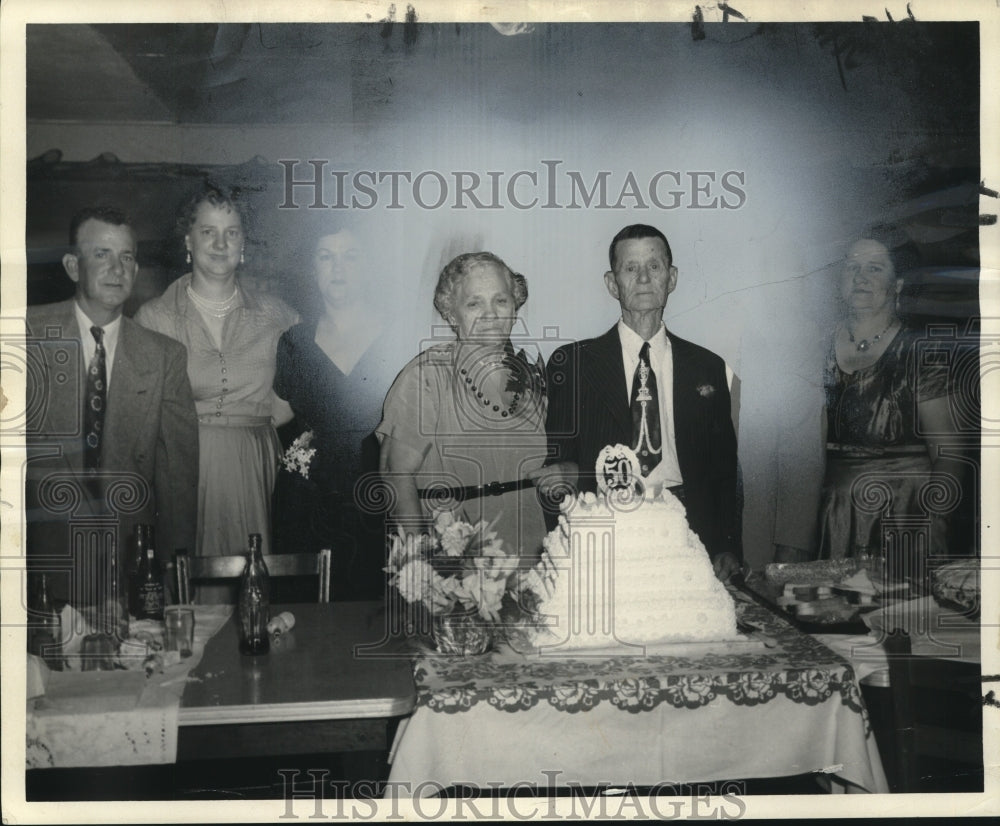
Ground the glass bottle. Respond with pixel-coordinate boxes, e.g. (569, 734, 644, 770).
(29, 573, 63, 671)
(128, 524, 150, 617)
(105, 533, 130, 642)
(137, 546, 165, 621)
(238, 533, 270, 655)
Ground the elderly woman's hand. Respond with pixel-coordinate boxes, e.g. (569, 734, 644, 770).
(526, 462, 578, 499)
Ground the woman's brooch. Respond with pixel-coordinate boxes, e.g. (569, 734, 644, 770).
(504, 348, 546, 395)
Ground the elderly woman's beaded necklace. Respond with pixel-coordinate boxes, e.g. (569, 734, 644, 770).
(459, 367, 521, 417)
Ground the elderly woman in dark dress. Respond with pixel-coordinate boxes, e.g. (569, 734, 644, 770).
(272, 224, 400, 599)
(817, 239, 961, 564)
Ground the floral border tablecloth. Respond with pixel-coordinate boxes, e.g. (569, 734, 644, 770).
(413, 599, 868, 731)
(390, 592, 888, 794)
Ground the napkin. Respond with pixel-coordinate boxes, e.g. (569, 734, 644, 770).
(27, 654, 49, 699)
(59, 603, 90, 659)
(838, 569, 877, 597)
(38, 670, 148, 713)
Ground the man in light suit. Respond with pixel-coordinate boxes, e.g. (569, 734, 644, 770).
(531, 224, 741, 579)
(26, 206, 199, 605)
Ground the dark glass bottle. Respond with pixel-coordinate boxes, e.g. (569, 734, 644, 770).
(238, 533, 270, 655)
(137, 546, 165, 621)
(29, 573, 63, 671)
(128, 524, 150, 617)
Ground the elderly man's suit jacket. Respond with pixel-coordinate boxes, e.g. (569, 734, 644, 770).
(545, 325, 742, 561)
(25, 300, 199, 603)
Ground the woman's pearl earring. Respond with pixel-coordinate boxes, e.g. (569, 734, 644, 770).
(240, 248, 245, 265)
(186, 250, 191, 265)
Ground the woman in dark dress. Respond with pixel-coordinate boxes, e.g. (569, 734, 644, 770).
(272, 225, 401, 600)
(817, 239, 960, 564)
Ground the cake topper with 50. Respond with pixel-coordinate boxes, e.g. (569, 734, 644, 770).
(596, 443, 643, 495)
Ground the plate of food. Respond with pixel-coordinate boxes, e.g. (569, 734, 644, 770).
(930, 558, 980, 617)
(756, 560, 906, 634)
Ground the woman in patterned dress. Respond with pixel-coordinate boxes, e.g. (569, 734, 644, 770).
(817, 238, 960, 564)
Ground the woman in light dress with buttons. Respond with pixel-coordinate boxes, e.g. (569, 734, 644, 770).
(136, 184, 297, 594)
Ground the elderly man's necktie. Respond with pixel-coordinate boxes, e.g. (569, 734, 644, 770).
(84, 326, 106, 471)
(630, 341, 662, 476)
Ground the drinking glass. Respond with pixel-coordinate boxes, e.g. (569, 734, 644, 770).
(164, 606, 195, 658)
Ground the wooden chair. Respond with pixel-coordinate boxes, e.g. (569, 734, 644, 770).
(883, 630, 983, 792)
(174, 548, 332, 604)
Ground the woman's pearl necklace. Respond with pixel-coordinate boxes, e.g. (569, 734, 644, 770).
(187, 283, 240, 318)
(847, 319, 895, 352)
(459, 367, 521, 417)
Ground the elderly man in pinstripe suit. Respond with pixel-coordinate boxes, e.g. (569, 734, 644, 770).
(529, 224, 742, 580)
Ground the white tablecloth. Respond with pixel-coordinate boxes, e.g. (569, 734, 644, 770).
(387, 599, 888, 796)
(816, 596, 981, 685)
(26, 605, 232, 768)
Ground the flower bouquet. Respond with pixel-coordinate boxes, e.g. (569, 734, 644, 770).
(385, 512, 520, 655)
(280, 430, 316, 479)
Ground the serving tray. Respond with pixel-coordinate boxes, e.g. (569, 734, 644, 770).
(499, 634, 768, 660)
(732, 571, 884, 635)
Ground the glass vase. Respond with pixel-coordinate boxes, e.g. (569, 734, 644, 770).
(432, 610, 493, 655)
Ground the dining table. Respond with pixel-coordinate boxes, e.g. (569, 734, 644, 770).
(177, 600, 415, 761)
(385, 586, 890, 796)
(735, 568, 984, 792)
(26, 600, 416, 770)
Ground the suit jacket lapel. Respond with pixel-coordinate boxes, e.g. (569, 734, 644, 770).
(584, 326, 632, 439)
(668, 330, 686, 411)
(667, 331, 703, 481)
(24, 301, 102, 514)
(103, 319, 157, 468)
(27, 302, 83, 469)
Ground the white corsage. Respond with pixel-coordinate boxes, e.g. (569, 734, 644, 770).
(696, 383, 716, 398)
(281, 430, 317, 479)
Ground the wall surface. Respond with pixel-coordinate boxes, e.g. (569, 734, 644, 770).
(24, 22, 981, 565)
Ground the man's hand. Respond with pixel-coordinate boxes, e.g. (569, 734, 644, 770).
(773, 544, 813, 564)
(526, 462, 579, 500)
(712, 552, 743, 582)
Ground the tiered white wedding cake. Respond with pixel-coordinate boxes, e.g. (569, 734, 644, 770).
(527, 488, 739, 649)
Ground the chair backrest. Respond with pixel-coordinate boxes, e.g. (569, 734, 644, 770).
(884, 630, 983, 792)
(174, 549, 331, 604)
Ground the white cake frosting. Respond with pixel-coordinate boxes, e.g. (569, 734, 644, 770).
(527, 489, 739, 649)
